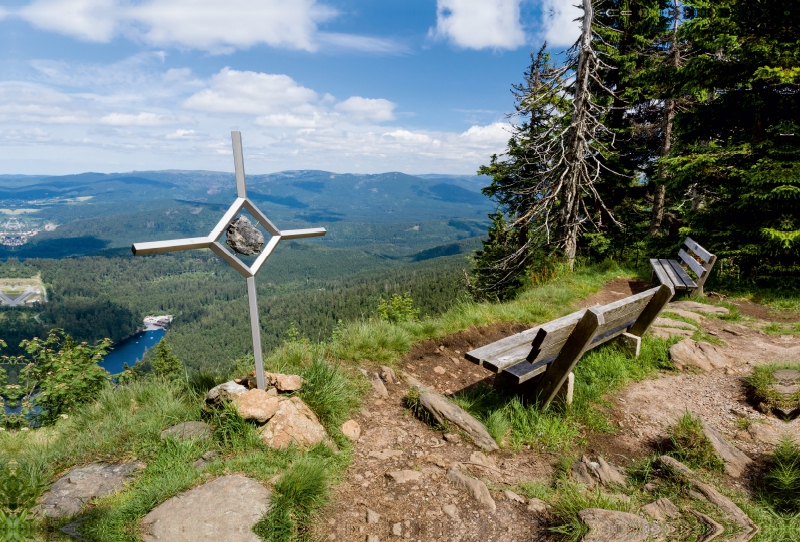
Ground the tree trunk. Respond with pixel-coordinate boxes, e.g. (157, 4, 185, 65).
(648, 0, 680, 237)
(560, 0, 594, 270)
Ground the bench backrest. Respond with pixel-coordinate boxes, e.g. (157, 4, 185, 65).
(678, 237, 716, 288)
(465, 284, 674, 396)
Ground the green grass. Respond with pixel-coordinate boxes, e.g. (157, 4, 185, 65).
(760, 438, 800, 514)
(762, 322, 800, 336)
(665, 412, 725, 473)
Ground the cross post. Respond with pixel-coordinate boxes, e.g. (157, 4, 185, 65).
(132, 132, 326, 390)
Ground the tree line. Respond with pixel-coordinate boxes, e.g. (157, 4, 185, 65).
(473, 0, 799, 298)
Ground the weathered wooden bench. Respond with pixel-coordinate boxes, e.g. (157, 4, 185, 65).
(650, 237, 717, 297)
(465, 283, 674, 407)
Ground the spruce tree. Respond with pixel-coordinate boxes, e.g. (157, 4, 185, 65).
(150, 338, 184, 380)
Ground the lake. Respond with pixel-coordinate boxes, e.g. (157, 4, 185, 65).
(100, 328, 166, 374)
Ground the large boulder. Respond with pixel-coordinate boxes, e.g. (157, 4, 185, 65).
(234, 389, 281, 423)
(258, 396, 329, 449)
(140, 475, 270, 542)
(669, 340, 732, 372)
(37, 462, 145, 518)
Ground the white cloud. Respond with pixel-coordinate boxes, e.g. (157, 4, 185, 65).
(459, 122, 508, 144)
(335, 97, 396, 123)
(538, 0, 582, 48)
(183, 68, 318, 115)
(316, 32, 405, 54)
(433, 0, 526, 50)
(98, 112, 190, 126)
(18, 0, 336, 52)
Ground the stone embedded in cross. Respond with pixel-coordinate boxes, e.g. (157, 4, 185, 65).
(131, 131, 326, 390)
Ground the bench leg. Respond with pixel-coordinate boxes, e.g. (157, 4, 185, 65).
(616, 333, 641, 358)
(554, 372, 575, 406)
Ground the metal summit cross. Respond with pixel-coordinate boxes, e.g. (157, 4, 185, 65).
(131, 131, 326, 390)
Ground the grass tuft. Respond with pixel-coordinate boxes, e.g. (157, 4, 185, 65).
(254, 457, 330, 542)
(744, 362, 800, 415)
(298, 359, 365, 433)
(761, 437, 800, 514)
(666, 412, 724, 472)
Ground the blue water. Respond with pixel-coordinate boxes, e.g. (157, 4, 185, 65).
(100, 328, 165, 374)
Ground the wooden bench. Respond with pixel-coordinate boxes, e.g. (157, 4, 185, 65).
(465, 284, 674, 407)
(650, 237, 717, 297)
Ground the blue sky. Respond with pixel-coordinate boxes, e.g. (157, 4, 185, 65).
(0, 0, 582, 175)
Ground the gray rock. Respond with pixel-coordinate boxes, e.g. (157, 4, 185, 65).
(370, 374, 389, 398)
(418, 392, 499, 451)
(192, 450, 218, 469)
(446, 465, 496, 512)
(503, 490, 525, 503)
(206, 381, 247, 404)
(140, 475, 270, 542)
(571, 460, 596, 488)
(642, 498, 680, 520)
(392, 522, 403, 535)
(653, 317, 697, 330)
(668, 301, 729, 316)
(379, 365, 396, 384)
(366, 508, 380, 524)
(649, 327, 694, 340)
(160, 421, 211, 441)
(38, 462, 145, 518)
(385, 470, 422, 484)
(701, 421, 753, 478)
(258, 396, 329, 449)
(747, 423, 781, 445)
(225, 216, 264, 256)
(592, 456, 627, 487)
(669, 340, 732, 372)
(578, 508, 660, 542)
(442, 432, 461, 444)
(527, 498, 551, 514)
(688, 508, 724, 542)
(442, 505, 458, 519)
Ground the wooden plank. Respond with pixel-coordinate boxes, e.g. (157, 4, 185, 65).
(678, 248, 706, 279)
(667, 259, 697, 288)
(533, 307, 604, 407)
(629, 283, 674, 337)
(684, 237, 713, 263)
(650, 259, 674, 288)
(695, 254, 717, 296)
(589, 318, 638, 347)
(465, 326, 542, 366)
(660, 259, 691, 289)
(483, 343, 538, 372)
(502, 357, 552, 384)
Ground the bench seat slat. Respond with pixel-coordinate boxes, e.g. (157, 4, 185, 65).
(659, 258, 691, 289)
(678, 248, 706, 279)
(502, 357, 552, 383)
(666, 259, 697, 288)
(650, 259, 675, 289)
(685, 237, 713, 262)
(464, 326, 543, 366)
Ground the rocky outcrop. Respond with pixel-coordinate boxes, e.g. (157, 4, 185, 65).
(669, 340, 733, 372)
(667, 301, 729, 316)
(578, 508, 660, 542)
(140, 475, 271, 542)
(418, 392, 498, 451)
(234, 389, 281, 423)
(160, 421, 211, 441)
(700, 421, 753, 478)
(37, 462, 145, 518)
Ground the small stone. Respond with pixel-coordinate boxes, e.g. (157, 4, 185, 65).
(368, 449, 404, 460)
(643, 483, 658, 493)
(266, 388, 278, 397)
(442, 505, 457, 519)
(366, 536, 380, 542)
(642, 498, 680, 521)
(340, 420, 362, 441)
(578, 508, 660, 542)
(366, 509, 380, 524)
(418, 392, 498, 451)
(234, 389, 281, 423)
(226, 215, 264, 256)
(206, 381, 247, 404)
(160, 421, 211, 441)
(385, 470, 422, 484)
(443, 432, 461, 443)
(379, 366, 396, 384)
(446, 465, 496, 512)
(392, 522, 403, 535)
(433, 366, 446, 375)
(263, 372, 304, 392)
(503, 490, 525, 503)
(370, 375, 389, 398)
(527, 498, 551, 514)
(591, 456, 627, 487)
(201, 450, 218, 461)
(469, 451, 497, 469)
(571, 460, 596, 488)
(701, 420, 753, 478)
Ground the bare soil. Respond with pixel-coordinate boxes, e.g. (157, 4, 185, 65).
(317, 280, 800, 541)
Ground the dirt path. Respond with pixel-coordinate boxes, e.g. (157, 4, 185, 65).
(318, 281, 800, 541)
